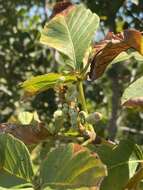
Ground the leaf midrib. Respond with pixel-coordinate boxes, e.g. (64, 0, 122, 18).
(108, 159, 142, 170)
(62, 16, 77, 70)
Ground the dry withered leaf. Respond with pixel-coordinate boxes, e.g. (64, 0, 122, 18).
(50, 0, 74, 18)
(0, 122, 50, 145)
(89, 29, 143, 80)
(122, 97, 143, 108)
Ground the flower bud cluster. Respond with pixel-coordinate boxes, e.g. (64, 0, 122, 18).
(79, 111, 103, 125)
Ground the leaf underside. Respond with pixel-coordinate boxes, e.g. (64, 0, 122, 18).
(40, 5, 99, 71)
(122, 76, 143, 108)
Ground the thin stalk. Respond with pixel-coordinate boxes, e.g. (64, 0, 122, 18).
(77, 81, 116, 147)
(80, 62, 90, 79)
(77, 81, 97, 144)
(125, 167, 143, 190)
(77, 81, 88, 113)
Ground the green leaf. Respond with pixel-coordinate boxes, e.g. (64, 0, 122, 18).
(0, 134, 34, 182)
(21, 73, 77, 96)
(134, 145, 143, 160)
(0, 187, 33, 190)
(40, 143, 107, 189)
(10, 183, 33, 190)
(95, 140, 139, 190)
(132, 51, 143, 61)
(122, 76, 143, 108)
(40, 5, 99, 71)
(111, 51, 143, 65)
(0, 182, 34, 190)
(0, 170, 26, 188)
(111, 51, 131, 64)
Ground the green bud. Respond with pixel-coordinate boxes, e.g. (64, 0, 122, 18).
(79, 111, 88, 125)
(66, 85, 78, 102)
(63, 103, 68, 109)
(53, 110, 63, 119)
(69, 108, 78, 128)
(62, 104, 69, 114)
(86, 112, 103, 124)
(59, 76, 66, 82)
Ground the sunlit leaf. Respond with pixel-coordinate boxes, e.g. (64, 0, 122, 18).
(122, 76, 143, 108)
(110, 51, 131, 64)
(21, 73, 77, 96)
(17, 111, 41, 125)
(40, 143, 107, 189)
(40, 4, 99, 71)
(130, 0, 139, 5)
(111, 51, 143, 65)
(132, 51, 143, 61)
(125, 145, 143, 189)
(18, 112, 34, 125)
(0, 134, 34, 182)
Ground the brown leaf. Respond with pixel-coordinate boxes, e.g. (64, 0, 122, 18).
(73, 143, 87, 154)
(0, 123, 50, 145)
(73, 143, 100, 160)
(50, 0, 74, 18)
(124, 29, 143, 51)
(89, 29, 143, 80)
(122, 97, 143, 108)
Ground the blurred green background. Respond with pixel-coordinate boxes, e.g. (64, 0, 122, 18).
(0, 0, 143, 145)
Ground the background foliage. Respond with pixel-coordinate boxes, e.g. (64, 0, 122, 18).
(1, 0, 143, 141)
(0, 0, 143, 189)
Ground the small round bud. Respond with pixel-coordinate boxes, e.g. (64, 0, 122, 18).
(79, 111, 88, 118)
(86, 112, 103, 124)
(53, 110, 63, 119)
(59, 76, 66, 82)
(79, 111, 88, 125)
(62, 103, 69, 114)
(63, 103, 68, 109)
(69, 108, 78, 128)
(66, 85, 78, 102)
